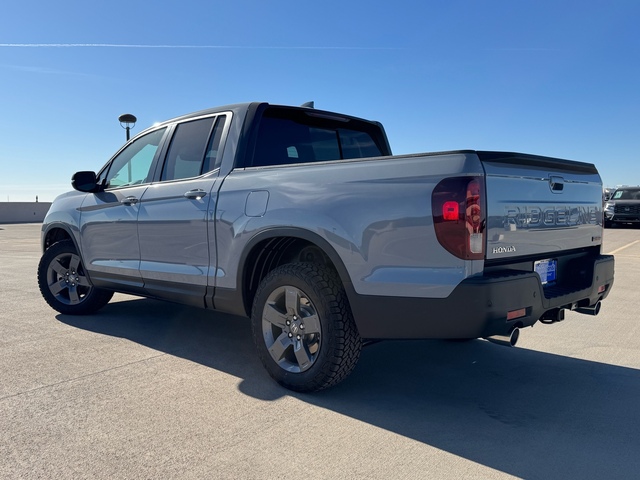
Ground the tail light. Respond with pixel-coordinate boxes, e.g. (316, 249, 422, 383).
(432, 176, 486, 260)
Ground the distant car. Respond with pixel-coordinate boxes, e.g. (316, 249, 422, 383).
(604, 186, 640, 227)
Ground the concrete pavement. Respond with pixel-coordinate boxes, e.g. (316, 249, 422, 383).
(1, 223, 639, 479)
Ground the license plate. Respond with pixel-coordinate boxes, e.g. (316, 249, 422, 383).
(534, 259, 557, 285)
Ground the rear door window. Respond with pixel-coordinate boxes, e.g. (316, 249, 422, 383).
(161, 115, 227, 182)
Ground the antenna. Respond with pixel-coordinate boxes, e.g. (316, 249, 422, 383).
(300, 101, 315, 109)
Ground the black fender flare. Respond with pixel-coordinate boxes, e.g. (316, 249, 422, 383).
(41, 222, 81, 254)
(215, 227, 357, 318)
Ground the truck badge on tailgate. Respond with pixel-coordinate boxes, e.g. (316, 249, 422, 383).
(503, 205, 599, 230)
(493, 246, 516, 254)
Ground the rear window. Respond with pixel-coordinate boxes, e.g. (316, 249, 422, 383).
(251, 107, 386, 167)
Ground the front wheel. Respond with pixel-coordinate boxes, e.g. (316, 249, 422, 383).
(37, 240, 113, 315)
(251, 263, 362, 392)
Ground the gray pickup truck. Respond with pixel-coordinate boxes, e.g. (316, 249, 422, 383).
(38, 102, 615, 391)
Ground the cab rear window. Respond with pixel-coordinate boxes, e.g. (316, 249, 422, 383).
(251, 107, 386, 167)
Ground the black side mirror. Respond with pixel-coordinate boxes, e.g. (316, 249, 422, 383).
(72, 171, 102, 193)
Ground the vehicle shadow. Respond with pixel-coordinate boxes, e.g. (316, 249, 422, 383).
(58, 298, 640, 480)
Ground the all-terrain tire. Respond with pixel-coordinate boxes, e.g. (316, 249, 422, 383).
(37, 240, 113, 315)
(251, 262, 362, 392)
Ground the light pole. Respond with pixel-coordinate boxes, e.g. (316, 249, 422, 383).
(118, 113, 137, 142)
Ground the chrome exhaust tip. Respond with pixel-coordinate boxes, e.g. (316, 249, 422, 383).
(575, 301, 601, 316)
(484, 327, 520, 347)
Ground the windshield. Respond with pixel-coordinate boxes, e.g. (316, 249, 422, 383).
(612, 189, 640, 200)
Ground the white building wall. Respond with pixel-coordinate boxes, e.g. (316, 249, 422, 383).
(0, 203, 52, 223)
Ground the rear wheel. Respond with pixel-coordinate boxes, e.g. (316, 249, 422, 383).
(37, 240, 113, 315)
(251, 263, 361, 392)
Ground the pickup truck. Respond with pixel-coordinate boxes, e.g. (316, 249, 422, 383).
(38, 102, 615, 392)
(604, 186, 640, 227)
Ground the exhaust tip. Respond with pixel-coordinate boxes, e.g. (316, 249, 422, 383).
(485, 327, 520, 348)
(510, 327, 520, 346)
(575, 301, 601, 316)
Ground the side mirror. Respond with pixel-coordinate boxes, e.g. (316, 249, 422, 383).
(71, 171, 102, 193)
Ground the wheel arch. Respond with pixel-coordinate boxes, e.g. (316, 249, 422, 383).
(42, 223, 79, 254)
(230, 228, 354, 318)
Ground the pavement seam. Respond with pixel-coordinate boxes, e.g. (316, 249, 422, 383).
(606, 240, 640, 255)
(0, 352, 168, 402)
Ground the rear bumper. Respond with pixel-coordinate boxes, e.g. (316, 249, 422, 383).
(348, 254, 614, 339)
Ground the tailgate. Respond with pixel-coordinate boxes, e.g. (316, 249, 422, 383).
(480, 151, 603, 261)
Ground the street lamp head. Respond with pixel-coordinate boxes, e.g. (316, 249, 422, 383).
(118, 113, 137, 141)
(118, 113, 137, 127)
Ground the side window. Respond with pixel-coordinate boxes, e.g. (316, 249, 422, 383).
(251, 109, 383, 167)
(202, 116, 226, 174)
(161, 116, 226, 182)
(104, 128, 166, 188)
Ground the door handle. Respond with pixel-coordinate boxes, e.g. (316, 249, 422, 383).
(121, 196, 139, 206)
(184, 189, 207, 200)
(549, 176, 565, 192)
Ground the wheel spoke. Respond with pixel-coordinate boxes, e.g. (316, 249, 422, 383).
(68, 286, 80, 305)
(76, 274, 91, 287)
(268, 332, 292, 362)
(263, 302, 288, 329)
(285, 287, 300, 317)
(301, 313, 321, 335)
(50, 260, 67, 277)
(69, 255, 81, 274)
(49, 279, 67, 296)
(293, 341, 312, 370)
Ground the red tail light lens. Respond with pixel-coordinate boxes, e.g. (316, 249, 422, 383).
(432, 176, 486, 260)
(442, 201, 459, 220)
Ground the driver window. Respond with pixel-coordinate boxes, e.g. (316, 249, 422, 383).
(104, 128, 166, 188)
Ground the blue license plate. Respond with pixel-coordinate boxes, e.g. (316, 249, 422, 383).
(534, 259, 557, 285)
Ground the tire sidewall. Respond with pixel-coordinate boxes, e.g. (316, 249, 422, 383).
(251, 263, 348, 392)
(37, 240, 112, 315)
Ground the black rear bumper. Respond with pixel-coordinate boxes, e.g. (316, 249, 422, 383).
(348, 254, 615, 340)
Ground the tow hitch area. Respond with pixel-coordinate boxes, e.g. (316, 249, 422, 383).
(540, 308, 566, 324)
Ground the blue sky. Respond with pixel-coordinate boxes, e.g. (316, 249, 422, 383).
(1, 0, 638, 202)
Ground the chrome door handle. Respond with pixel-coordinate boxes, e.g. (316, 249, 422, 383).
(121, 196, 139, 206)
(184, 189, 207, 200)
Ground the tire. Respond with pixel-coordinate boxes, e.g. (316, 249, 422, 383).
(37, 240, 113, 315)
(251, 263, 362, 392)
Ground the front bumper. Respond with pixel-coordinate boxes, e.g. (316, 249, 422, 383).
(606, 213, 640, 223)
(347, 253, 615, 339)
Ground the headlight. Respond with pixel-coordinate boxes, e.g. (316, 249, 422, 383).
(604, 202, 615, 213)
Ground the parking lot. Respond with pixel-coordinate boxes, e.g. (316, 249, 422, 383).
(1, 223, 639, 479)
